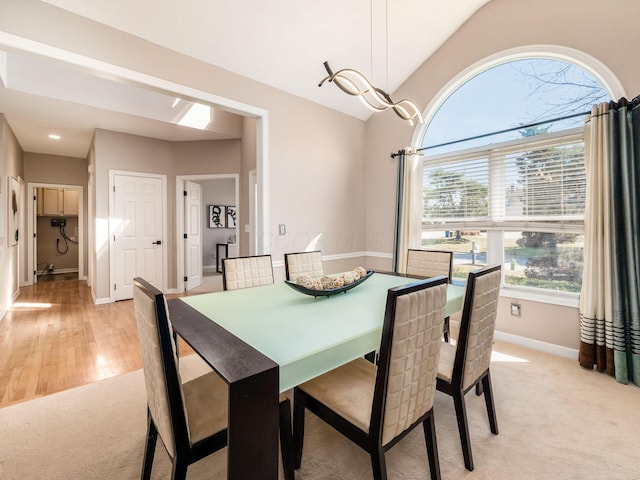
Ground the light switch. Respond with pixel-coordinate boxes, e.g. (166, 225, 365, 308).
(278, 224, 286, 235)
(510, 303, 521, 316)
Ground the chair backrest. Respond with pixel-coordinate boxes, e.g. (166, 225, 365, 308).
(284, 250, 323, 281)
(133, 277, 189, 459)
(371, 276, 448, 446)
(222, 254, 274, 290)
(453, 265, 502, 390)
(406, 249, 453, 282)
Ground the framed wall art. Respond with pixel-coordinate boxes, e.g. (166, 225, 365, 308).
(208, 204, 226, 228)
(225, 205, 237, 228)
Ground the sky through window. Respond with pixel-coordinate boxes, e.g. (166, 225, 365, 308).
(421, 59, 609, 156)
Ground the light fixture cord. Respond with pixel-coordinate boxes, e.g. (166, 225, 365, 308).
(386, 0, 389, 92)
(370, 0, 373, 82)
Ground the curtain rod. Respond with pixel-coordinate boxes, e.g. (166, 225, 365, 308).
(390, 94, 639, 159)
(416, 110, 590, 153)
(389, 110, 587, 159)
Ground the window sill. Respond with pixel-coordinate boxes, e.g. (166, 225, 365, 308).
(499, 286, 579, 308)
(453, 279, 579, 308)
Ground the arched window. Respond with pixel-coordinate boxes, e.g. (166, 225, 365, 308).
(417, 57, 612, 297)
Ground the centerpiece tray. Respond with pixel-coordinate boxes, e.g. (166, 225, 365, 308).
(284, 270, 374, 298)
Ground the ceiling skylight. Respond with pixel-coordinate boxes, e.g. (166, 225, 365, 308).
(177, 102, 212, 130)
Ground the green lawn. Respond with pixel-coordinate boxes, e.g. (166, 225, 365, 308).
(423, 231, 583, 293)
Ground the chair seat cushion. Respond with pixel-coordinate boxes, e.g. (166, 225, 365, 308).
(298, 358, 376, 433)
(437, 341, 456, 383)
(183, 371, 229, 444)
(183, 371, 289, 445)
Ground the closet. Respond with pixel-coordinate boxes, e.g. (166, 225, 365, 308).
(35, 187, 79, 277)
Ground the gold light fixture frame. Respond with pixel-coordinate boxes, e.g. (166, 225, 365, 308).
(319, 61, 423, 125)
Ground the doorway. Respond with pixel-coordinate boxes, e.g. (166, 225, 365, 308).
(176, 174, 239, 293)
(27, 183, 84, 285)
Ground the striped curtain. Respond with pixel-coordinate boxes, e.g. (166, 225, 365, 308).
(579, 97, 640, 386)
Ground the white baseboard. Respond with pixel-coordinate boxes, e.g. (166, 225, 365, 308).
(0, 308, 6, 322)
(94, 297, 112, 305)
(494, 330, 579, 359)
(364, 251, 393, 259)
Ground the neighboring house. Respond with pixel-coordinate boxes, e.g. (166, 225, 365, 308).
(1, 0, 639, 356)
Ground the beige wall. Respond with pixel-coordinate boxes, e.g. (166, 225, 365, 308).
(0, 0, 367, 271)
(0, 115, 24, 318)
(93, 130, 174, 299)
(240, 117, 257, 256)
(363, 0, 640, 350)
(0, 1, 366, 301)
(87, 141, 96, 293)
(92, 130, 246, 299)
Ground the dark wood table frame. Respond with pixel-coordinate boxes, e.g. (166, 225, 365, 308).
(168, 298, 280, 480)
(216, 243, 228, 273)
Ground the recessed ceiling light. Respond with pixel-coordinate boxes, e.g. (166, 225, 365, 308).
(48, 134, 61, 140)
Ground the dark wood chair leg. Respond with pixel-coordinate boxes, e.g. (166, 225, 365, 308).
(369, 445, 387, 480)
(482, 372, 499, 435)
(293, 389, 306, 469)
(141, 410, 158, 480)
(422, 412, 441, 480)
(475, 381, 483, 396)
(279, 398, 295, 480)
(453, 391, 474, 471)
(443, 316, 450, 343)
(365, 351, 376, 363)
(171, 457, 188, 480)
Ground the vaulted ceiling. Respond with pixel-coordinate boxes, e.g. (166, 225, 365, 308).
(0, 0, 490, 157)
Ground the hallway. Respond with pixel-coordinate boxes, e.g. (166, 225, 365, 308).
(0, 277, 221, 408)
(0, 280, 140, 407)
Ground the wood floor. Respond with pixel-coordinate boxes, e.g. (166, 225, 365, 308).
(0, 278, 215, 408)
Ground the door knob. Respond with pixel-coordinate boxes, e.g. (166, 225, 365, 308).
(152, 240, 162, 245)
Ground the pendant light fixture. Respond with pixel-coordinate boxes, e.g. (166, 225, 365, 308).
(318, 1, 423, 126)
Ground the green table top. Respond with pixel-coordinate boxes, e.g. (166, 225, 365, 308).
(180, 272, 465, 392)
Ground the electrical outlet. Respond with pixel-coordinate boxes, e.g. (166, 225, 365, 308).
(510, 303, 521, 316)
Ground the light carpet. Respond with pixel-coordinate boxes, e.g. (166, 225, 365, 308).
(1, 340, 639, 479)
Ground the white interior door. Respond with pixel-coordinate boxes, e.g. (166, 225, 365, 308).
(31, 187, 38, 284)
(113, 174, 164, 300)
(184, 181, 202, 290)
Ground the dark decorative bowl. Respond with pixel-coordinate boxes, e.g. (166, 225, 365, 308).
(284, 270, 374, 297)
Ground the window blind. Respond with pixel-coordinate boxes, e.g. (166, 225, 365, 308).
(422, 130, 585, 231)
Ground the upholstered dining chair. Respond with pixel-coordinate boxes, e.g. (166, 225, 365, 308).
(133, 277, 294, 480)
(222, 254, 274, 291)
(293, 276, 449, 480)
(284, 250, 323, 281)
(406, 249, 454, 342)
(436, 264, 501, 471)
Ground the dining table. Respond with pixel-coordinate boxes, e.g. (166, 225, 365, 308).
(167, 271, 465, 480)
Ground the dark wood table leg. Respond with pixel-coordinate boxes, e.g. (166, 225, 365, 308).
(168, 299, 279, 480)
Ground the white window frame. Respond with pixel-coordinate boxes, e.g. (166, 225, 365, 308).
(421, 128, 586, 306)
(411, 46, 626, 307)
